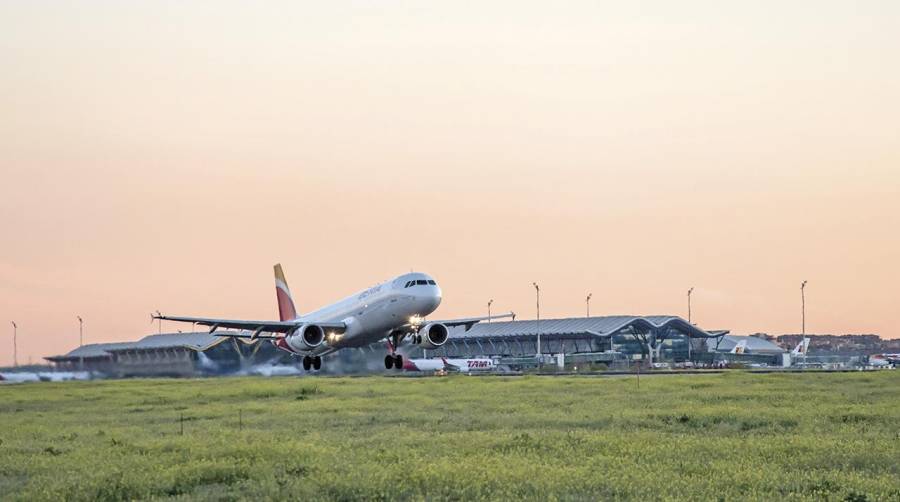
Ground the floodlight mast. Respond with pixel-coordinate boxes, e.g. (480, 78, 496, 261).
(801, 281, 808, 335)
(77, 316, 83, 347)
(487, 299, 493, 322)
(11, 321, 17, 367)
(687, 287, 694, 324)
(532, 282, 540, 362)
(586, 293, 592, 318)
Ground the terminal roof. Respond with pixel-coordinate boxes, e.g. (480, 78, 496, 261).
(448, 315, 725, 339)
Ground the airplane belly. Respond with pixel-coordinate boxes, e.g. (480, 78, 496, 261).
(272, 298, 414, 356)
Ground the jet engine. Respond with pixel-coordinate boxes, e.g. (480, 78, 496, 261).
(286, 324, 326, 352)
(415, 323, 449, 350)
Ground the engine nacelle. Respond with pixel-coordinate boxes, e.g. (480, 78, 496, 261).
(286, 324, 326, 352)
(416, 323, 449, 350)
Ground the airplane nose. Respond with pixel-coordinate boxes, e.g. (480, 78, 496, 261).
(423, 287, 442, 314)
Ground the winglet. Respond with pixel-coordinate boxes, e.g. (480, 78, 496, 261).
(274, 264, 298, 321)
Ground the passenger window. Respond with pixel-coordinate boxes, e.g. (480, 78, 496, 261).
(427, 280, 436, 285)
(416, 280, 427, 285)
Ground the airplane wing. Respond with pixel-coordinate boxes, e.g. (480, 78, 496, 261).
(152, 314, 346, 335)
(427, 312, 516, 331)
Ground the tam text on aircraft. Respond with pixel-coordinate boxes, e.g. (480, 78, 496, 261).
(154, 264, 513, 371)
(401, 356, 497, 373)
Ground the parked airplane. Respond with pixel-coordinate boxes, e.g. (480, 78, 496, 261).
(402, 356, 497, 373)
(154, 264, 513, 371)
(712, 339, 749, 368)
(791, 337, 811, 357)
(868, 354, 896, 368)
(730, 339, 748, 355)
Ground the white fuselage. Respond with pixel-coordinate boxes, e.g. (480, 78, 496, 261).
(868, 355, 894, 368)
(278, 272, 442, 355)
(444, 358, 496, 372)
(403, 357, 496, 373)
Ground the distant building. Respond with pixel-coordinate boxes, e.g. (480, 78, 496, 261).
(44, 342, 135, 375)
(712, 335, 786, 355)
(748, 333, 777, 342)
(707, 335, 787, 366)
(46, 332, 286, 376)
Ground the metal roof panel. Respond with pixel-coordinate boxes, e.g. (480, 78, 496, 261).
(448, 315, 718, 339)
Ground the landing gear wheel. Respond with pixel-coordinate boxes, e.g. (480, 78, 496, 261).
(302, 356, 312, 371)
(385, 355, 394, 369)
(313, 356, 322, 370)
(394, 354, 403, 370)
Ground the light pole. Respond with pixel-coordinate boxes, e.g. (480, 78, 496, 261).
(11, 321, 17, 367)
(487, 299, 493, 322)
(687, 287, 694, 324)
(801, 280, 808, 335)
(532, 283, 541, 362)
(586, 293, 592, 318)
(77, 316, 83, 347)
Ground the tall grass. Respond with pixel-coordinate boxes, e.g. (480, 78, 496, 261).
(1, 372, 898, 500)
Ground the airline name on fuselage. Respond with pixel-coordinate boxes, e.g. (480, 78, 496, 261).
(357, 285, 384, 301)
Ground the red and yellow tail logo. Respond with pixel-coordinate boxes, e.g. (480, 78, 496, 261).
(274, 263, 298, 321)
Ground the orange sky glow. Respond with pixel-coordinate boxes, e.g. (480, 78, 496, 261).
(1, 1, 899, 365)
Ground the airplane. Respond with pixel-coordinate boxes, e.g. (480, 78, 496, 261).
(868, 354, 895, 368)
(713, 339, 748, 368)
(730, 339, 748, 355)
(791, 337, 811, 358)
(153, 264, 513, 372)
(402, 356, 497, 373)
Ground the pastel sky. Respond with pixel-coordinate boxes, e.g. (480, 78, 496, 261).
(1, 1, 898, 365)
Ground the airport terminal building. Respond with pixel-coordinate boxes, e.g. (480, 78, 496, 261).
(48, 315, 805, 375)
(46, 332, 287, 377)
(424, 315, 731, 366)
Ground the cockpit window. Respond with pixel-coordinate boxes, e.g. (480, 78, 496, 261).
(416, 280, 427, 285)
(427, 280, 436, 285)
(404, 281, 413, 288)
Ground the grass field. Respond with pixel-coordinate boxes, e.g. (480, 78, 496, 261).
(1, 372, 899, 501)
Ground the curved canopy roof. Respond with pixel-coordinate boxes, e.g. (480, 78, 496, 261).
(448, 315, 725, 340)
(110, 333, 224, 352)
(47, 332, 228, 361)
(46, 342, 136, 360)
(712, 335, 785, 354)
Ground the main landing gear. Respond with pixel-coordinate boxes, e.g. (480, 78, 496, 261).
(384, 353, 404, 370)
(302, 355, 322, 371)
(384, 331, 405, 370)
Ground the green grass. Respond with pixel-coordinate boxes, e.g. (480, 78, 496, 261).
(1, 372, 899, 501)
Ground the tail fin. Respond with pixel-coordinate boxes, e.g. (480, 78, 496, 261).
(274, 264, 298, 321)
(730, 340, 748, 355)
(792, 337, 810, 356)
